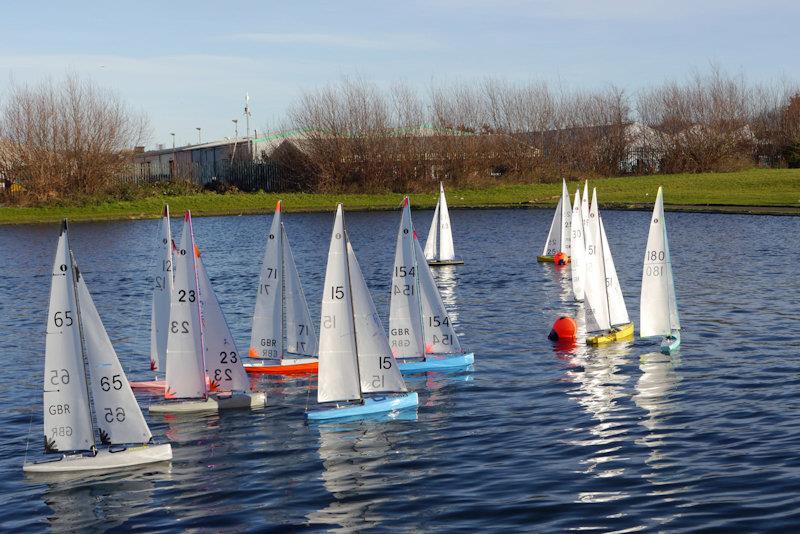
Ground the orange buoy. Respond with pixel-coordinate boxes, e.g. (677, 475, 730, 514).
(553, 251, 569, 266)
(548, 316, 577, 342)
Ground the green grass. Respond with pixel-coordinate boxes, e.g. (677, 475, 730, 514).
(1, 168, 798, 224)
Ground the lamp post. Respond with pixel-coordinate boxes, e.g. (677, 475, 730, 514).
(196, 127, 202, 144)
(232, 119, 239, 162)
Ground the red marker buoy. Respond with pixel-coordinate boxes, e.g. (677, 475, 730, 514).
(549, 316, 577, 342)
(553, 251, 569, 267)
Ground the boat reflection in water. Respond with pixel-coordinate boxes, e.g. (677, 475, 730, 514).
(32, 464, 171, 533)
(633, 352, 685, 505)
(563, 340, 634, 504)
(430, 264, 459, 324)
(308, 413, 418, 531)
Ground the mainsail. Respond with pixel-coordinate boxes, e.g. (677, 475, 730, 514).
(317, 205, 361, 403)
(150, 205, 173, 372)
(250, 202, 283, 359)
(164, 212, 206, 399)
(542, 179, 572, 256)
(389, 198, 425, 358)
(640, 187, 680, 337)
(584, 189, 629, 332)
(437, 183, 456, 261)
(570, 188, 586, 301)
(43, 222, 94, 452)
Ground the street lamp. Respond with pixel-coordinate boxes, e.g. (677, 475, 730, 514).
(196, 127, 202, 144)
(232, 119, 239, 139)
(170, 132, 176, 150)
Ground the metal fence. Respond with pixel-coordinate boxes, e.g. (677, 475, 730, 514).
(123, 160, 308, 192)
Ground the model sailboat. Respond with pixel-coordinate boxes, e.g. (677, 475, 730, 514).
(537, 179, 572, 262)
(640, 187, 681, 354)
(24, 221, 172, 473)
(570, 187, 586, 301)
(245, 201, 319, 375)
(389, 197, 475, 372)
(583, 188, 634, 345)
(306, 205, 418, 421)
(149, 211, 266, 413)
(424, 182, 463, 266)
(131, 206, 172, 391)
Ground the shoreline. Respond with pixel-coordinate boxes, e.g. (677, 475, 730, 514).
(2, 168, 798, 224)
(0, 201, 796, 226)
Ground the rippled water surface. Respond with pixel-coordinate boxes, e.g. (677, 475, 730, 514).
(1, 207, 799, 532)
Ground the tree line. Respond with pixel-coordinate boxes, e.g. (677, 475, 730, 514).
(1, 69, 799, 203)
(282, 68, 800, 192)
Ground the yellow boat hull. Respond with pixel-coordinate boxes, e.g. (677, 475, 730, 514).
(537, 255, 571, 264)
(586, 322, 634, 345)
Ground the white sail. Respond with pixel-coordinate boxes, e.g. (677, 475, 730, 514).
(43, 222, 94, 452)
(249, 202, 283, 359)
(77, 271, 152, 445)
(317, 205, 361, 403)
(599, 216, 630, 327)
(150, 205, 173, 372)
(437, 183, 456, 261)
(542, 195, 563, 256)
(282, 224, 318, 356)
(346, 241, 407, 394)
(195, 249, 250, 393)
(389, 198, 425, 358)
(570, 188, 586, 301)
(640, 187, 680, 337)
(423, 200, 439, 261)
(414, 235, 463, 354)
(164, 212, 206, 399)
(584, 189, 610, 333)
(560, 179, 573, 256)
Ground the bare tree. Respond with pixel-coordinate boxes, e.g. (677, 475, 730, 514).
(0, 73, 150, 202)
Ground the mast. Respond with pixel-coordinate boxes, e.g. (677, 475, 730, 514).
(342, 227, 363, 400)
(280, 223, 287, 357)
(70, 250, 97, 449)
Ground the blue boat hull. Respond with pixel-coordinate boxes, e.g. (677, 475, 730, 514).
(306, 392, 419, 421)
(660, 332, 681, 355)
(398, 353, 475, 373)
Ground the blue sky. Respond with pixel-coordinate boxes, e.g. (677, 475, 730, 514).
(1, 0, 797, 148)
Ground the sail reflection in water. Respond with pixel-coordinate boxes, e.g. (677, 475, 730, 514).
(633, 354, 685, 491)
(430, 265, 459, 324)
(308, 416, 417, 531)
(563, 344, 634, 490)
(36, 467, 170, 533)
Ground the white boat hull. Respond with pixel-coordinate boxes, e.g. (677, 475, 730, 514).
(149, 392, 267, 413)
(23, 443, 172, 473)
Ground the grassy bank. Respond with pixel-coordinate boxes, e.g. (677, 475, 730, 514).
(1, 168, 798, 225)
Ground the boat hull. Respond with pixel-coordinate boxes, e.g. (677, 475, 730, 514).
(23, 443, 172, 473)
(427, 258, 464, 266)
(398, 353, 475, 373)
(586, 322, 634, 345)
(244, 357, 318, 375)
(149, 391, 266, 413)
(306, 392, 419, 421)
(130, 379, 166, 391)
(536, 255, 571, 264)
(660, 331, 681, 355)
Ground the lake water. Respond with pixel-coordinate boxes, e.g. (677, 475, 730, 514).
(1, 207, 798, 532)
